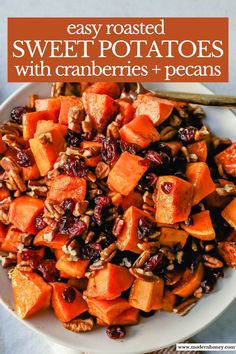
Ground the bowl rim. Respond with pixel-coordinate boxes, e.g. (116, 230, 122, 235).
(0, 82, 236, 354)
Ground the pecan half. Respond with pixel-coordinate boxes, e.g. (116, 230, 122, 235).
(44, 199, 64, 220)
(73, 200, 89, 216)
(1, 157, 26, 192)
(106, 121, 120, 139)
(112, 217, 124, 236)
(173, 297, 198, 316)
(68, 105, 84, 133)
(129, 267, 159, 282)
(133, 250, 151, 268)
(27, 179, 48, 197)
(100, 243, 117, 262)
(95, 161, 110, 179)
(63, 317, 94, 333)
(38, 132, 53, 144)
(202, 254, 223, 268)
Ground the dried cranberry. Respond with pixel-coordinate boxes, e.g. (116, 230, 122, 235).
(81, 130, 96, 141)
(140, 150, 163, 167)
(83, 243, 102, 261)
(37, 259, 59, 282)
(139, 173, 158, 192)
(137, 217, 155, 240)
(57, 215, 87, 237)
(184, 217, 193, 226)
(101, 137, 118, 164)
(178, 126, 196, 143)
(61, 199, 76, 213)
(10, 106, 27, 124)
(144, 253, 163, 272)
(106, 325, 126, 339)
(119, 140, 141, 154)
(62, 157, 88, 177)
(95, 196, 111, 207)
(93, 205, 103, 225)
(62, 286, 76, 303)
(35, 213, 47, 231)
(161, 182, 173, 194)
(65, 129, 81, 147)
(16, 150, 32, 167)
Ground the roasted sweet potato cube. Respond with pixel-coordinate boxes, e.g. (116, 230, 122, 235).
(107, 152, 148, 196)
(59, 96, 84, 125)
(0, 133, 6, 154)
(121, 190, 143, 210)
(173, 262, 204, 298)
(84, 263, 134, 300)
(134, 94, 174, 126)
(155, 176, 193, 224)
(51, 282, 88, 322)
(0, 226, 20, 252)
(82, 92, 119, 132)
(56, 254, 89, 279)
(181, 210, 215, 241)
(11, 268, 52, 319)
(85, 82, 120, 99)
(116, 99, 135, 124)
(129, 277, 164, 312)
(218, 241, 236, 268)
(119, 115, 160, 148)
(23, 110, 58, 140)
(33, 227, 68, 249)
(117, 206, 153, 253)
(0, 222, 6, 245)
(186, 162, 215, 205)
(96, 307, 139, 326)
(159, 227, 189, 249)
(188, 140, 207, 162)
(221, 198, 236, 229)
(162, 290, 176, 312)
(164, 141, 182, 156)
(9, 196, 44, 234)
(35, 98, 61, 115)
(215, 143, 236, 177)
(48, 175, 86, 204)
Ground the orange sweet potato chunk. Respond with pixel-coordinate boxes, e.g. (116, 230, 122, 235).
(59, 96, 84, 125)
(84, 263, 134, 300)
(121, 190, 143, 210)
(117, 206, 153, 253)
(188, 140, 207, 162)
(0, 226, 20, 252)
(35, 98, 61, 115)
(85, 82, 120, 99)
(12, 268, 52, 319)
(134, 94, 174, 126)
(162, 290, 176, 312)
(155, 176, 193, 224)
(218, 241, 236, 268)
(173, 262, 204, 298)
(96, 307, 139, 326)
(107, 151, 148, 196)
(221, 198, 236, 229)
(120, 115, 160, 148)
(86, 297, 131, 325)
(116, 99, 135, 124)
(48, 175, 86, 204)
(23, 110, 58, 140)
(186, 162, 215, 205)
(159, 227, 189, 248)
(181, 210, 215, 241)
(56, 254, 89, 279)
(9, 196, 44, 234)
(0, 133, 6, 154)
(51, 282, 88, 322)
(34, 227, 68, 250)
(215, 143, 236, 177)
(82, 92, 119, 132)
(0, 222, 6, 245)
(129, 277, 164, 312)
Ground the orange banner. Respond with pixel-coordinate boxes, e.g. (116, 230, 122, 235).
(8, 17, 228, 82)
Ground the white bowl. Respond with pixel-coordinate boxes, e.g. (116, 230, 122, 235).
(0, 82, 236, 354)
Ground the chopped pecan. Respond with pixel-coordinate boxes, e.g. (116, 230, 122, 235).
(73, 200, 89, 216)
(159, 126, 177, 141)
(203, 254, 224, 268)
(1, 157, 26, 192)
(173, 297, 198, 316)
(27, 179, 48, 197)
(216, 184, 236, 197)
(129, 267, 159, 282)
(28, 94, 38, 110)
(133, 250, 151, 268)
(63, 239, 80, 261)
(106, 121, 120, 139)
(95, 161, 110, 179)
(44, 199, 64, 220)
(51, 82, 66, 97)
(0, 210, 10, 225)
(84, 231, 95, 244)
(89, 260, 104, 271)
(112, 217, 124, 236)
(143, 191, 154, 206)
(86, 171, 97, 183)
(100, 243, 117, 262)
(194, 287, 203, 299)
(0, 253, 17, 268)
(63, 317, 94, 333)
(68, 105, 84, 133)
(38, 132, 53, 144)
(137, 241, 160, 252)
(81, 119, 93, 133)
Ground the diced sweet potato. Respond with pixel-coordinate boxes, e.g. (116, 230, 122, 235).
(121, 190, 143, 210)
(30, 123, 66, 176)
(204, 188, 232, 210)
(86, 297, 131, 325)
(0, 222, 6, 245)
(21, 150, 40, 180)
(116, 99, 135, 124)
(173, 262, 204, 297)
(120, 115, 160, 148)
(59, 96, 84, 125)
(80, 141, 102, 167)
(85, 82, 120, 99)
(188, 140, 207, 162)
(186, 162, 215, 205)
(218, 241, 236, 268)
(162, 290, 176, 312)
(82, 92, 119, 132)
(0, 187, 10, 202)
(0, 226, 20, 252)
(181, 210, 215, 240)
(214, 143, 236, 177)
(67, 277, 88, 291)
(164, 141, 182, 156)
(84, 263, 134, 300)
(48, 175, 86, 204)
(221, 198, 236, 229)
(0, 133, 6, 154)
(11, 268, 52, 319)
(134, 94, 174, 126)
(56, 254, 89, 279)
(159, 227, 189, 249)
(96, 307, 139, 326)
(129, 277, 164, 312)
(17, 247, 45, 264)
(107, 152, 148, 196)
(35, 98, 61, 116)
(155, 176, 193, 224)
(33, 227, 68, 249)
(23, 110, 58, 140)
(117, 206, 153, 253)
(9, 196, 44, 234)
(51, 282, 88, 322)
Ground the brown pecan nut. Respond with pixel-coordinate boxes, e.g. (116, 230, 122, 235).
(38, 132, 53, 144)
(106, 121, 120, 139)
(0, 253, 17, 268)
(173, 297, 198, 316)
(129, 267, 159, 282)
(63, 317, 94, 333)
(95, 161, 110, 179)
(112, 217, 124, 236)
(202, 254, 224, 268)
(133, 250, 151, 268)
(68, 105, 84, 133)
(100, 243, 117, 262)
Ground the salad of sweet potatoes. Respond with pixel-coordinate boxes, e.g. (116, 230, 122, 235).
(0, 82, 236, 339)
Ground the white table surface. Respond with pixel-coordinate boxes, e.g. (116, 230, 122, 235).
(1, 0, 236, 353)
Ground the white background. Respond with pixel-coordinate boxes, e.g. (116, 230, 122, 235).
(0, 0, 236, 353)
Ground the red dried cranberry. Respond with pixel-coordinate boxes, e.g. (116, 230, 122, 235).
(81, 130, 96, 141)
(10, 106, 27, 124)
(119, 140, 141, 154)
(16, 150, 32, 167)
(35, 213, 47, 231)
(68, 219, 87, 237)
(61, 199, 76, 213)
(95, 196, 111, 207)
(139, 173, 158, 192)
(37, 259, 59, 282)
(62, 286, 76, 303)
(93, 205, 103, 225)
(140, 150, 163, 167)
(106, 325, 126, 339)
(161, 182, 173, 194)
(178, 126, 196, 143)
(65, 129, 81, 147)
(137, 217, 155, 240)
(83, 243, 102, 261)
(101, 137, 118, 164)
(57, 215, 87, 237)
(144, 253, 163, 272)
(62, 157, 88, 177)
